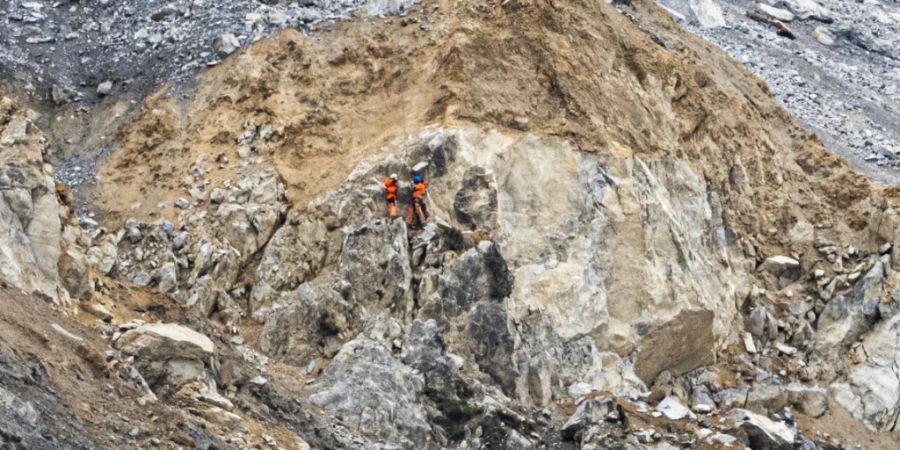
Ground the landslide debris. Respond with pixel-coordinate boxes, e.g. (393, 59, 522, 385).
(2, 0, 900, 449)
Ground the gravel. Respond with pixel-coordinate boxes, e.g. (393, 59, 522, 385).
(654, 0, 900, 184)
(0, 0, 416, 103)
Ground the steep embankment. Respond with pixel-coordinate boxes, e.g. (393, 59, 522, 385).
(654, 0, 900, 183)
(2, 0, 900, 449)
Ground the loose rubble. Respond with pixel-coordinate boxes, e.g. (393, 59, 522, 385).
(2, 1, 900, 448)
(651, 0, 900, 183)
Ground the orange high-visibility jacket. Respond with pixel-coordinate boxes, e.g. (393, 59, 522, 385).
(412, 180, 428, 200)
(384, 179, 398, 201)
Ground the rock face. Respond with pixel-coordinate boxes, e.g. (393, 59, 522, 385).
(0, 97, 62, 301)
(309, 322, 432, 449)
(831, 313, 900, 431)
(253, 129, 748, 411)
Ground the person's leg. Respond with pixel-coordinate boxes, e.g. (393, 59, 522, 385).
(415, 200, 427, 224)
(388, 201, 397, 218)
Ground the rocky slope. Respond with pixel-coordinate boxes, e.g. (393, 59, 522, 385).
(2, 0, 900, 449)
(653, 0, 900, 184)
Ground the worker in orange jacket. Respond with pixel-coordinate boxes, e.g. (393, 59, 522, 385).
(405, 175, 429, 229)
(383, 173, 399, 218)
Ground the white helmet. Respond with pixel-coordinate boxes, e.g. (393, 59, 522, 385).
(390, 173, 398, 180)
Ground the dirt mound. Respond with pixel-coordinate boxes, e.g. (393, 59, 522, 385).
(97, 0, 880, 253)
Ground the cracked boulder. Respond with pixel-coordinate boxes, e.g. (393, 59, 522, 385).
(309, 327, 433, 449)
(831, 313, 900, 431)
(259, 274, 354, 364)
(113, 323, 215, 396)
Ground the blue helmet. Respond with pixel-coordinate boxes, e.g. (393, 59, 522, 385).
(413, 175, 422, 184)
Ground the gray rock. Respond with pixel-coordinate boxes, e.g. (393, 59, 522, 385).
(156, 262, 177, 293)
(746, 381, 788, 415)
(115, 323, 214, 361)
(401, 319, 470, 407)
(113, 323, 214, 396)
(309, 332, 433, 449)
(718, 385, 749, 409)
(817, 262, 883, 347)
(215, 33, 241, 58)
(759, 255, 801, 287)
(657, 396, 692, 420)
(785, 383, 828, 418)
(50, 323, 83, 343)
(0, 349, 95, 449)
(774, 0, 832, 21)
(1, 116, 28, 145)
(757, 4, 795, 22)
(812, 26, 835, 46)
(690, 385, 716, 413)
(210, 188, 225, 204)
(746, 305, 778, 345)
(688, 0, 726, 28)
(831, 313, 900, 431)
(259, 275, 353, 365)
(561, 397, 615, 441)
(725, 409, 795, 450)
(96, 80, 113, 96)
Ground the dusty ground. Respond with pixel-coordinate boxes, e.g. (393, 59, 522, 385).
(0, 282, 311, 449)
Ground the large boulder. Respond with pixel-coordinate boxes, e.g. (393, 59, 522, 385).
(114, 323, 215, 395)
(724, 409, 795, 450)
(634, 310, 715, 384)
(116, 323, 214, 360)
(831, 313, 900, 431)
(309, 328, 433, 449)
(688, 0, 726, 28)
(817, 262, 883, 347)
(259, 274, 354, 364)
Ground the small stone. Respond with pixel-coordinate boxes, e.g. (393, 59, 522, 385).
(174, 197, 190, 209)
(657, 396, 692, 420)
(210, 188, 226, 204)
(82, 303, 113, 322)
(757, 3, 795, 22)
(51, 323, 83, 343)
(743, 332, 757, 354)
(97, 81, 113, 96)
(215, 33, 241, 58)
(775, 343, 797, 356)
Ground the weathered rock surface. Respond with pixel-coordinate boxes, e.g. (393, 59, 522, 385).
(725, 408, 796, 449)
(309, 323, 433, 449)
(831, 313, 900, 431)
(0, 349, 94, 449)
(114, 323, 214, 395)
(0, 98, 62, 301)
